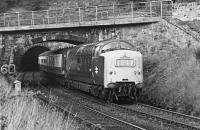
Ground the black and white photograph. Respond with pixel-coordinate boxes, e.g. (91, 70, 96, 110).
(0, 0, 200, 129)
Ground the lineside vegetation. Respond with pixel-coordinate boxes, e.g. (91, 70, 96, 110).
(142, 45, 200, 116)
(0, 75, 78, 130)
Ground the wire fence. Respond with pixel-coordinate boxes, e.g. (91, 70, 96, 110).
(0, 1, 172, 27)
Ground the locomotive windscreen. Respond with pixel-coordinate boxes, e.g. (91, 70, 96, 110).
(101, 41, 134, 53)
(116, 59, 135, 67)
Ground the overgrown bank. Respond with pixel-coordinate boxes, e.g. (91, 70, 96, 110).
(137, 19, 200, 116)
(0, 75, 78, 130)
(142, 46, 200, 116)
(0, 0, 144, 13)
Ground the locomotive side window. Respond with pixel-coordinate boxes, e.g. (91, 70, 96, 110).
(94, 46, 100, 57)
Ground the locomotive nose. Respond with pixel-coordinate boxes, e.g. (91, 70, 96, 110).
(102, 50, 143, 89)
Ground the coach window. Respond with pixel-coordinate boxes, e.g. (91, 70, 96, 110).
(77, 57, 81, 64)
(50, 57, 52, 66)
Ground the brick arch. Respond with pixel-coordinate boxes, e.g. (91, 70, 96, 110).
(23, 43, 51, 55)
(24, 41, 74, 55)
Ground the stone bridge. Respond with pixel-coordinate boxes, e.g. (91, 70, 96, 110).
(0, 1, 173, 72)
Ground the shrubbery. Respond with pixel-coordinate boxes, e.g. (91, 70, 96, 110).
(0, 75, 78, 130)
(0, 0, 49, 12)
(142, 46, 200, 116)
(0, 0, 146, 13)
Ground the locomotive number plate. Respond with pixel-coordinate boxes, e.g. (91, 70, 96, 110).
(116, 59, 135, 67)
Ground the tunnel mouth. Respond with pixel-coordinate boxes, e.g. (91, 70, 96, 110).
(20, 46, 49, 72)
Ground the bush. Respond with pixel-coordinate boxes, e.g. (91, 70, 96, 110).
(0, 75, 78, 130)
(142, 46, 200, 116)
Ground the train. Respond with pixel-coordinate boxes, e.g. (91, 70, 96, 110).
(38, 39, 143, 102)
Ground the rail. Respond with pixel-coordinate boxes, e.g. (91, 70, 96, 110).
(116, 103, 200, 130)
(0, 1, 172, 28)
(138, 103, 200, 125)
(36, 82, 145, 130)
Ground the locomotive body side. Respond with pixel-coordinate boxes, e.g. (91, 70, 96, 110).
(38, 39, 143, 102)
(64, 45, 94, 84)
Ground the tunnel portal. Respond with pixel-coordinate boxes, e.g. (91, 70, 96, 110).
(20, 46, 49, 72)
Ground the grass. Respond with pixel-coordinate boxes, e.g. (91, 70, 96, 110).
(142, 46, 200, 116)
(0, 75, 79, 130)
(128, 18, 200, 116)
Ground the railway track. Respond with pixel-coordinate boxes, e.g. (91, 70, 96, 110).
(37, 83, 145, 130)
(54, 85, 200, 130)
(17, 72, 200, 130)
(115, 103, 200, 130)
(51, 86, 173, 129)
(16, 72, 144, 130)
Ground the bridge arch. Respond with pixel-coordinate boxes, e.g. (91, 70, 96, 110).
(20, 46, 49, 71)
(19, 41, 75, 72)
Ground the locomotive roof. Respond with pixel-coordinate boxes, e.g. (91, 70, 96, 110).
(67, 39, 135, 56)
(68, 39, 132, 49)
(39, 46, 74, 56)
(39, 39, 135, 56)
(39, 51, 53, 56)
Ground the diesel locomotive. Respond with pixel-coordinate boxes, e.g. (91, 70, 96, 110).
(38, 39, 143, 102)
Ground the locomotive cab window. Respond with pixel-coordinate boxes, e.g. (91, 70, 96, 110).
(120, 42, 133, 50)
(101, 41, 134, 53)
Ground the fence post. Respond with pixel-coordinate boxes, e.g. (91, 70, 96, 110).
(69, 9, 71, 23)
(62, 8, 65, 23)
(32, 11, 34, 25)
(78, 7, 81, 22)
(17, 12, 20, 26)
(113, 4, 115, 19)
(95, 6, 98, 21)
(47, 10, 49, 24)
(160, 0, 163, 17)
(43, 18, 45, 24)
(4, 13, 6, 26)
(131, 2, 133, 18)
(150, 1, 152, 17)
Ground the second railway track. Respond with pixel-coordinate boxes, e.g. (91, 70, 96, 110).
(121, 103, 200, 129)
(52, 84, 200, 130)
(17, 72, 200, 130)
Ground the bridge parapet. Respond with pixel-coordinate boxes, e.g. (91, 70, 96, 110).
(31, 34, 91, 45)
(0, 0, 172, 31)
